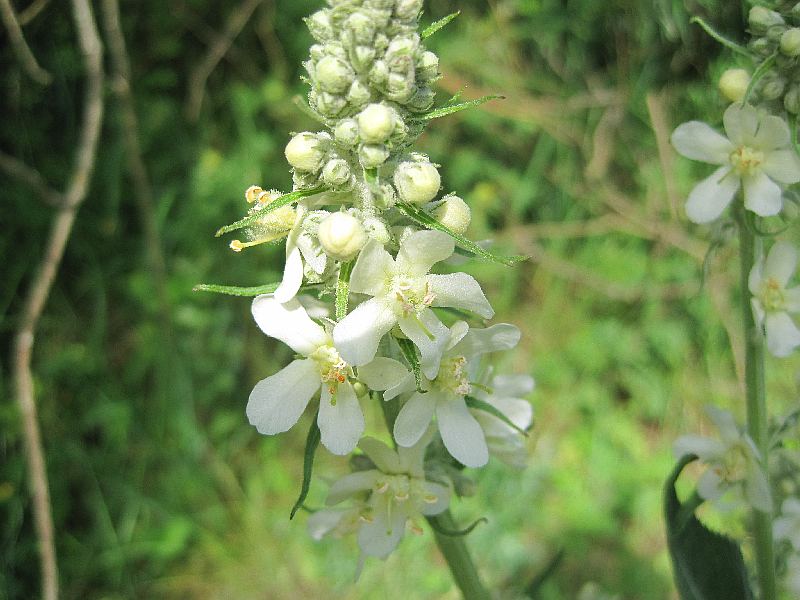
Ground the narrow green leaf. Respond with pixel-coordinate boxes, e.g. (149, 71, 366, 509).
(395, 202, 527, 266)
(396, 336, 425, 392)
(689, 17, 749, 56)
(290, 415, 321, 520)
(427, 514, 487, 537)
(193, 282, 279, 296)
(421, 11, 460, 39)
(465, 396, 528, 437)
(664, 455, 753, 600)
(417, 95, 504, 121)
(215, 186, 326, 237)
(335, 260, 354, 321)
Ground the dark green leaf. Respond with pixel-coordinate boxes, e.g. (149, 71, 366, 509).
(215, 186, 326, 237)
(396, 336, 425, 392)
(427, 514, 487, 537)
(416, 95, 504, 121)
(395, 202, 527, 266)
(664, 455, 753, 600)
(192, 282, 279, 296)
(290, 415, 321, 520)
(335, 260, 354, 321)
(421, 11, 460, 39)
(465, 396, 529, 437)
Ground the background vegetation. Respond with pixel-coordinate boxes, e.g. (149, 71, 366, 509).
(2, 0, 798, 598)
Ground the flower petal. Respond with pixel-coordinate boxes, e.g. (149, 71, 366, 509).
(673, 434, 725, 461)
(318, 382, 364, 455)
(765, 311, 800, 357)
(349, 239, 395, 296)
(333, 297, 397, 366)
(451, 323, 521, 358)
(483, 396, 533, 431)
(697, 469, 725, 502)
(436, 396, 489, 467)
(743, 171, 782, 217)
(748, 262, 764, 296)
(247, 358, 320, 435)
(753, 114, 791, 151)
(252, 296, 328, 355)
(358, 437, 402, 473)
(723, 103, 759, 146)
(357, 497, 406, 558)
(417, 481, 451, 516)
(307, 507, 350, 540)
(764, 241, 797, 286)
(358, 357, 414, 401)
(326, 470, 380, 505)
(394, 391, 437, 448)
(684, 166, 739, 224)
(427, 273, 494, 318)
(274, 245, 304, 303)
(705, 405, 740, 443)
(784, 286, 800, 312)
(745, 461, 773, 513)
(671, 121, 733, 164)
(398, 310, 450, 380)
(761, 149, 800, 184)
(396, 230, 455, 276)
(493, 374, 535, 397)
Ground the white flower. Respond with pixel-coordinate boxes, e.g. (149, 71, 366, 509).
(333, 230, 494, 378)
(393, 321, 522, 468)
(247, 296, 364, 455)
(673, 405, 772, 512)
(671, 103, 800, 223)
(749, 241, 800, 357)
(774, 497, 800, 551)
(470, 373, 534, 468)
(273, 202, 328, 303)
(311, 432, 451, 559)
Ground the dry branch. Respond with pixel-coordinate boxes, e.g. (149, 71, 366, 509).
(0, 151, 63, 206)
(12, 0, 104, 598)
(18, 0, 51, 25)
(0, 0, 51, 84)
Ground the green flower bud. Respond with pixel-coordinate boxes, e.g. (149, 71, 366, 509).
(395, 0, 423, 20)
(369, 60, 389, 85)
(792, 3, 800, 22)
(285, 132, 325, 172)
(305, 11, 333, 42)
(365, 0, 394, 10)
(785, 84, 800, 114)
(718, 68, 750, 102)
(417, 50, 439, 81)
(352, 45, 377, 72)
(315, 55, 354, 93)
(386, 35, 419, 63)
(781, 28, 800, 56)
(309, 44, 325, 61)
(322, 158, 352, 188)
(352, 381, 368, 398)
(749, 37, 775, 56)
(749, 6, 784, 34)
(362, 216, 391, 244)
(760, 72, 786, 100)
(375, 183, 397, 209)
(346, 12, 376, 44)
(348, 78, 372, 107)
(385, 72, 415, 102)
(394, 160, 441, 204)
(334, 118, 360, 146)
(767, 24, 789, 43)
(358, 143, 390, 168)
(318, 212, 367, 261)
(432, 195, 471, 234)
(409, 86, 435, 111)
(314, 91, 347, 117)
(357, 103, 396, 143)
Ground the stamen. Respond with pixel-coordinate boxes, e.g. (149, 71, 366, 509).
(375, 481, 389, 494)
(423, 493, 438, 504)
(228, 233, 287, 252)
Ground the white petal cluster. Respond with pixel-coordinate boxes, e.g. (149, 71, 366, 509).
(671, 103, 800, 223)
(673, 406, 772, 512)
(749, 241, 800, 357)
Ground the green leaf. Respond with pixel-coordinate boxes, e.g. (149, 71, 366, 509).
(743, 52, 777, 106)
(395, 202, 527, 266)
(421, 11, 460, 39)
(689, 17, 749, 56)
(215, 186, 326, 237)
(396, 336, 425, 393)
(465, 396, 529, 437)
(335, 260, 354, 321)
(427, 514, 487, 537)
(192, 282, 279, 296)
(664, 455, 753, 600)
(417, 95, 504, 121)
(290, 415, 321, 520)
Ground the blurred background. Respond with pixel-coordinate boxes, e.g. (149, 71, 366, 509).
(2, 0, 798, 598)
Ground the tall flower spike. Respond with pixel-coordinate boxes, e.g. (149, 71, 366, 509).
(671, 103, 800, 223)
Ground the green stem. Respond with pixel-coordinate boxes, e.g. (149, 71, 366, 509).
(427, 511, 491, 600)
(736, 208, 777, 600)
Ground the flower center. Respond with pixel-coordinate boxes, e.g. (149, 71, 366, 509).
(390, 274, 435, 316)
(712, 443, 749, 484)
(758, 277, 785, 312)
(729, 146, 764, 176)
(309, 344, 348, 397)
(434, 355, 471, 396)
(373, 474, 439, 505)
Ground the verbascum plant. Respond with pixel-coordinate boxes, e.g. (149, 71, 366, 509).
(199, 1, 528, 595)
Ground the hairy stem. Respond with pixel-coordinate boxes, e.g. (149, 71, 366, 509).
(736, 207, 776, 600)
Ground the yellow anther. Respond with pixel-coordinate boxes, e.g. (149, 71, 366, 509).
(423, 493, 439, 504)
(245, 185, 263, 203)
(375, 481, 389, 494)
(409, 522, 424, 536)
(230, 240, 244, 252)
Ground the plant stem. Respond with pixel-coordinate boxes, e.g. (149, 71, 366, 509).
(736, 208, 777, 600)
(427, 511, 491, 600)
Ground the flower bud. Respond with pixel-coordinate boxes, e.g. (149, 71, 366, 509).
(314, 55, 353, 93)
(362, 216, 391, 244)
(718, 68, 750, 102)
(395, 0, 423, 20)
(781, 28, 800, 56)
(749, 6, 784, 34)
(334, 118, 360, 146)
(346, 12, 376, 44)
(432, 195, 471, 234)
(785, 85, 800, 114)
(394, 161, 441, 204)
(365, 0, 394, 9)
(793, 2, 800, 22)
(358, 143, 390, 168)
(760, 73, 786, 100)
(245, 185, 263, 204)
(375, 183, 397, 209)
(322, 158, 352, 188)
(305, 11, 333, 42)
(386, 35, 419, 63)
(417, 51, 440, 81)
(352, 45, 378, 72)
(318, 212, 367, 261)
(385, 72, 414, 102)
(409, 86, 436, 111)
(285, 133, 325, 172)
(357, 103, 396, 143)
(309, 44, 325, 61)
(749, 37, 774, 56)
(369, 60, 389, 84)
(347, 78, 372, 107)
(767, 24, 788, 43)
(314, 91, 347, 117)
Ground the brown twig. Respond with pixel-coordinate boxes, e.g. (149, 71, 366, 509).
(185, 0, 264, 122)
(645, 91, 680, 219)
(0, 0, 51, 84)
(100, 0, 171, 331)
(13, 0, 104, 598)
(0, 150, 63, 206)
(18, 0, 51, 25)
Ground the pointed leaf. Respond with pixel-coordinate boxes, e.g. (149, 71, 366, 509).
(422, 11, 460, 39)
(335, 260, 354, 321)
(396, 336, 425, 393)
(664, 455, 753, 600)
(427, 514, 487, 537)
(290, 414, 321, 519)
(215, 186, 326, 237)
(417, 95, 504, 121)
(465, 396, 529, 437)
